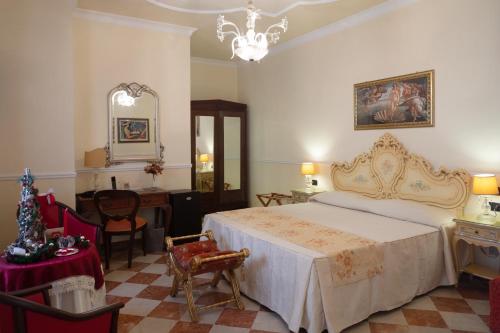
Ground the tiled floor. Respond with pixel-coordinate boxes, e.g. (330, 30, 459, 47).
(104, 252, 492, 333)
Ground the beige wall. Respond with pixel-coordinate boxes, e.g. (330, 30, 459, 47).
(238, 0, 500, 211)
(0, 0, 76, 249)
(73, 16, 192, 192)
(191, 59, 238, 101)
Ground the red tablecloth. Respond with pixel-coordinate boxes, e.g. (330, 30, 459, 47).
(0, 244, 104, 292)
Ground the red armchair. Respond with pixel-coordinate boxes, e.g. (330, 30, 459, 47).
(491, 277, 500, 333)
(0, 284, 123, 333)
(63, 207, 99, 244)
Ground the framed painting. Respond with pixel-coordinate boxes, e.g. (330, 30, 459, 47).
(354, 70, 434, 130)
(117, 118, 150, 143)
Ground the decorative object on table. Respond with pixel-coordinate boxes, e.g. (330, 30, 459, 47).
(256, 193, 293, 207)
(453, 217, 499, 282)
(301, 162, 316, 193)
(6, 168, 46, 261)
(84, 147, 107, 188)
(472, 174, 499, 222)
(165, 230, 250, 322)
(144, 161, 164, 189)
(354, 70, 434, 130)
(291, 188, 325, 203)
(216, 0, 288, 62)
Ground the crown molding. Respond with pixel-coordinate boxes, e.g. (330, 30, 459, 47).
(191, 57, 238, 68)
(76, 163, 192, 174)
(0, 172, 77, 182)
(147, 0, 340, 18)
(74, 8, 197, 36)
(268, 0, 417, 56)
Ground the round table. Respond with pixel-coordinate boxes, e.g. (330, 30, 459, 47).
(0, 244, 106, 313)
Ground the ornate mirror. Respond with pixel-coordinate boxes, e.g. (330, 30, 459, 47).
(106, 82, 163, 164)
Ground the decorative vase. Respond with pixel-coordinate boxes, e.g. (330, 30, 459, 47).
(151, 176, 158, 190)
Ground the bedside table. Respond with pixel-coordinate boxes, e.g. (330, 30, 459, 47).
(291, 189, 324, 203)
(453, 217, 500, 281)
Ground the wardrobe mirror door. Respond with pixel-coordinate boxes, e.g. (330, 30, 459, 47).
(223, 117, 241, 191)
(195, 116, 215, 193)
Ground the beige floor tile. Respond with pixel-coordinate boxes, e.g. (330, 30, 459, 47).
(251, 311, 289, 332)
(403, 296, 437, 311)
(342, 321, 371, 333)
(141, 263, 168, 274)
(129, 317, 176, 333)
(440, 312, 491, 332)
(428, 288, 462, 299)
(465, 299, 491, 316)
(151, 274, 174, 287)
(121, 298, 162, 317)
(134, 254, 162, 263)
(180, 306, 224, 324)
(210, 325, 250, 333)
(108, 282, 148, 297)
(407, 326, 451, 333)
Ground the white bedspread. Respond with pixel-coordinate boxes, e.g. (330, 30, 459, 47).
(203, 201, 456, 333)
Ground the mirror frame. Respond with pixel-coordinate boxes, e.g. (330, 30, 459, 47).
(106, 82, 164, 165)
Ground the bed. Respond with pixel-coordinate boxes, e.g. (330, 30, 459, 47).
(202, 133, 471, 333)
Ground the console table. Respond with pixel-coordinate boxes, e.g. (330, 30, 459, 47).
(75, 188, 172, 231)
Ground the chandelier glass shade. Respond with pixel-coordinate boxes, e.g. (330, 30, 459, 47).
(217, 1, 288, 62)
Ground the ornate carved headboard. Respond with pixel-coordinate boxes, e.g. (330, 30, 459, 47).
(331, 133, 471, 211)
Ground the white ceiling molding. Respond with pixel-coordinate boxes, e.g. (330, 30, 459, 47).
(74, 8, 197, 36)
(146, 0, 340, 17)
(76, 163, 192, 174)
(0, 171, 77, 182)
(191, 57, 238, 68)
(269, 0, 417, 56)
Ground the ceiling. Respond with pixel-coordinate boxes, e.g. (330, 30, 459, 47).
(77, 0, 387, 61)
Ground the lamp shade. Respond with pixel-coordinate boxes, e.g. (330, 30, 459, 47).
(472, 174, 499, 195)
(199, 154, 209, 163)
(84, 148, 106, 168)
(301, 162, 315, 176)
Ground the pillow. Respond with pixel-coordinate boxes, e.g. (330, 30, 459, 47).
(311, 191, 454, 228)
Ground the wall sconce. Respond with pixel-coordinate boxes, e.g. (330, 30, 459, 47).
(301, 162, 316, 193)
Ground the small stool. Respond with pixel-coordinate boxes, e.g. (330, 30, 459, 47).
(165, 230, 250, 322)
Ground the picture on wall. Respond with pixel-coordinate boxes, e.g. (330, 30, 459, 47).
(354, 70, 434, 130)
(117, 118, 150, 143)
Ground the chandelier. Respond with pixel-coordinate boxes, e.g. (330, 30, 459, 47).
(216, 0, 288, 62)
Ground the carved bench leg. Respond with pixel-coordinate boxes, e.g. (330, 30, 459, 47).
(184, 275, 199, 322)
(227, 269, 244, 310)
(211, 270, 222, 288)
(170, 274, 180, 297)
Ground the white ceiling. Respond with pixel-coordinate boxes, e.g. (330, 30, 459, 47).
(146, 0, 340, 17)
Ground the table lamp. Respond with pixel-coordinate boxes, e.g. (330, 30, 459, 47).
(200, 154, 209, 170)
(301, 162, 316, 193)
(472, 173, 499, 222)
(84, 148, 107, 190)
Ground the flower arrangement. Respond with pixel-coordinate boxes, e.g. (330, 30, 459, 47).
(144, 161, 164, 180)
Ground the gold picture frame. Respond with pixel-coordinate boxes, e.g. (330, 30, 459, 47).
(354, 70, 434, 130)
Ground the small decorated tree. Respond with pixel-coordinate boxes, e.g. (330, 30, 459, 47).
(10, 168, 46, 254)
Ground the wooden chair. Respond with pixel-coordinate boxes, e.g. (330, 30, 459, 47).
(94, 190, 148, 269)
(165, 230, 250, 322)
(0, 284, 123, 333)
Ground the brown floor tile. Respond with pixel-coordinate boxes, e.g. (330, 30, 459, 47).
(479, 315, 489, 326)
(136, 285, 172, 300)
(215, 308, 258, 328)
(250, 331, 282, 333)
(126, 272, 161, 284)
(401, 309, 447, 328)
(148, 301, 188, 320)
(195, 291, 233, 306)
(105, 280, 121, 292)
(117, 314, 143, 333)
(169, 321, 212, 333)
(119, 262, 150, 272)
(369, 323, 409, 333)
(457, 286, 489, 300)
(451, 330, 484, 333)
(155, 256, 168, 264)
(106, 295, 131, 305)
(430, 296, 474, 313)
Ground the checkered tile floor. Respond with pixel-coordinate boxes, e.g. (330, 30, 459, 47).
(104, 252, 492, 333)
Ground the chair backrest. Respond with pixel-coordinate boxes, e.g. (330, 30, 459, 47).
(94, 190, 141, 230)
(0, 291, 48, 333)
(63, 208, 99, 243)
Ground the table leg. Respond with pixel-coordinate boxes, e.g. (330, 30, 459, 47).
(154, 207, 160, 228)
